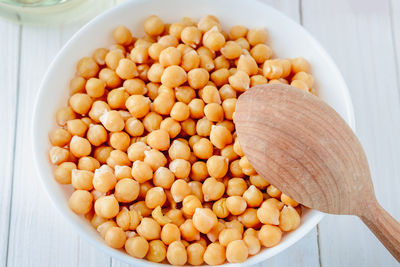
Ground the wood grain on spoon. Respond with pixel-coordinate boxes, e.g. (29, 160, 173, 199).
(234, 84, 400, 261)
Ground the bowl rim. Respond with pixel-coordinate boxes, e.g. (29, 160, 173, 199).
(32, 0, 355, 265)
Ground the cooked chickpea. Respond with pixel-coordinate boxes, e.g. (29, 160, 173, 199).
(238, 208, 260, 228)
(235, 37, 250, 50)
(54, 162, 76, 184)
(263, 59, 284, 79)
(99, 68, 122, 89)
(170, 102, 190, 121)
(187, 243, 205, 266)
(267, 184, 282, 198)
(174, 86, 194, 104)
(179, 219, 200, 241)
(92, 165, 116, 193)
(169, 159, 190, 179)
(85, 78, 105, 98)
(70, 76, 86, 94)
(56, 107, 77, 126)
(125, 95, 150, 118)
(182, 195, 202, 216)
(99, 110, 125, 132)
(291, 57, 310, 73)
(69, 189, 93, 214)
(229, 70, 250, 92)
(227, 178, 247, 196)
(77, 57, 99, 79)
(257, 200, 280, 225)
(94, 195, 119, 218)
(131, 160, 153, 183)
(237, 54, 258, 76)
(71, 169, 93, 190)
(258, 224, 282, 247)
(229, 25, 247, 40)
(109, 131, 130, 151)
(93, 146, 113, 164)
(229, 159, 244, 177)
(160, 223, 181, 245)
(144, 149, 168, 170)
(203, 243, 226, 265)
(146, 240, 167, 262)
(202, 85, 221, 104)
(66, 119, 87, 137)
(214, 55, 230, 70)
(281, 193, 299, 207)
(145, 187, 166, 209)
(114, 178, 139, 203)
(168, 140, 191, 161)
(137, 217, 161, 240)
(189, 161, 208, 182)
(161, 65, 187, 88)
(219, 84, 237, 100)
(144, 15, 164, 36)
(247, 27, 268, 45)
(127, 141, 149, 161)
(204, 103, 224, 122)
(160, 117, 181, 138)
(130, 45, 149, 64)
(181, 26, 201, 46)
(159, 47, 181, 67)
(226, 196, 247, 215)
(69, 136, 91, 158)
(152, 167, 174, 189)
(199, 54, 215, 72)
(250, 43, 272, 63)
(113, 25, 132, 45)
(125, 236, 149, 258)
(222, 98, 237, 121)
(239, 156, 257, 176)
(49, 128, 71, 147)
(279, 205, 301, 231)
(226, 239, 248, 263)
(206, 155, 229, 179)
(187, 68, 209, 89)
(107, 149, 130, 167)
(192, 138, 212, 159)
(104, 226, 126, 249)
(202, 177, 225, 202)
(192, 208, 218, 234)
(170, 179, 191, 203)
(202, 27, 225, 51)
(210, 125, 232, 150)
(181, 50, 200, 71)
(69, 93, 93, 115)
(169, 22, 185, 39)
(124, 118, 144, 137)
(243, 235, 260, 255)
(243, 185, 263, 207)
(291, 79, 309, 91)
(114, 165, 132, 180)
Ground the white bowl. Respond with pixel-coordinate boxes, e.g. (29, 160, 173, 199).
(33, 0, 355, 265)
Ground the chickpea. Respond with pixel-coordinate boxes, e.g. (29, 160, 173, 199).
(84, 78, 105, 98)
(202, 177, 225, 202)
(191, 207, 218, 234)
(158, 34, 179, 48)
(181, 26, 201, 46)
(263, 59, 284, 80)
(258, 224, 282, 247)
(123, 78, 145, 95)
(291, 57, 310, 73)
(187, 181, 204, 202)
(125, 95, 150, 118)
(229, 159, 244, 177)
(267, 184, 282, 198)
(145, 129, 170, 151)
(88, 100, 109, 123)
(187, 68, 209, 89)
(219, 84, 237, 101)
(257, 200, 280, 225)
(248, 174, 268, 190)
(130, 46, 149, 64)
(125, 236, 149, 258)
(152, 167, 174, 189)
(225, 196, 247, 216)
(195, 117, 211, 137)
(99, 68, 122, 89)
(144, 15, 164, 36)
(69, 93, 93, 115)
(127, 141, 149, 161)
(146, 82, 160, 100)
(54, 162, 76, 184)
(66, 119, 87, 137)
(142, 112, 162, 133)
(92, 165, 116, 193)
(243, 235, 261, 256)
(203, 103, 223, 122)
(201, 85, 220, 104)
(107, 88, 128, 109)
(146, 240, 167, 263)
(112, 25, 132, 45)
(144, 149, 168, 170)
(181, 50, 200, 71)
(71, 169, 93, 190)
(202, 27, 225, 51)
(206, 155, 229, 179)
(192, 138, 213, 159)
(92, 48, 109, 66)
(94, 195, 119, 219)
(169, 159, 191, 179)
(107, 149, 130, 167)
(114, 165, 132, 180)
(214, 55, 230, 70)
(136, 217, 161, 240)
(242, 185, 263, 208)
(209, 68, 229, 87)
(235, 37, 250, 50)
(161, 65, 187, 88)
(238, 156, 256, 176)
(99, 110, 125, 133)
(247, 27, 268, 46)
(291, 79, 309, 91)
(56, 107, 76, 126)
(210, 126, 232, 151)
(226, 178, 247, 197)
(221, 98, 236, 121)
(168, 22, 185, 39)
(250, 43, 272, 64)
(179, 219, 200, 241)
(238, 208, 260, 228)
(174, 86, 195, 104)
(160, 117, 181, 138)
(180, 118, 195, 136)
(228, 70, 250, 92)
(105, 50, 124, 70)
(69, 136, 91, 158)
(123, 118, 143, 137)
(144, 187, 166, 209)
(69, 189, 93, 214)
(199, 54, 215, 72)
(220, 41, 241, 59)
(49, 128, 71, 147)
(189, 161, 208, 182)
(226, 240, 248, 263)
(188, 135, 201, 149)
(225, 219, 244, 235)
(229, 25, 247, 40)
(70, 76, 86, 94)
(237, 54, 258, 76)
(159, 47, 181, 67)
(219, 145, 237, 162)
(131, 160, 153, 183)
(160, 223, 181, 245)
(203, 243, 226, 265)
(152, 94, 174, 117)
(104, 226, 126, 249)
(279, 205, 301, 231)
(281, 193, 299, 207)
(108, 131, 130, 151)
(182, 195, 202, 216)
(170, 102, 190, 122)
(77, 57, 99, 79)
(130, 201, 152, 217)
(186, 243, 205, 266)
(114, 178, 139, 203)
(164, 209, 184, 227)
(93, 146, 113, 164)
(170, 179, 191, 202)
(250, 74, 268, 87)
(168, 140, 190, 161)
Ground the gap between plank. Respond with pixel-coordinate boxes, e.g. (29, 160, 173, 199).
(5, 25, 23, 267)
(388, 0, 400, 100)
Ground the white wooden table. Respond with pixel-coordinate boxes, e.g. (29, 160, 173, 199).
(1, 0, 399, 266)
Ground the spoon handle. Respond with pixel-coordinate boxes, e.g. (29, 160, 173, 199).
(360, 201, 400, 262)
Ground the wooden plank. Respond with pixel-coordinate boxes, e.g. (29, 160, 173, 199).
(0, 20, 20, 267)
(302, 0, 400, 266)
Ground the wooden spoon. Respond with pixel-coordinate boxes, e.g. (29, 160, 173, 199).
(234, 84, 400, 261)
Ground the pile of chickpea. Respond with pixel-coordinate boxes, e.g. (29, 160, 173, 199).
(48, 14, 314, 265)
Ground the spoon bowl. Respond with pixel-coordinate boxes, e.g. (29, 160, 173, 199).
(235, 84, 400, 261)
